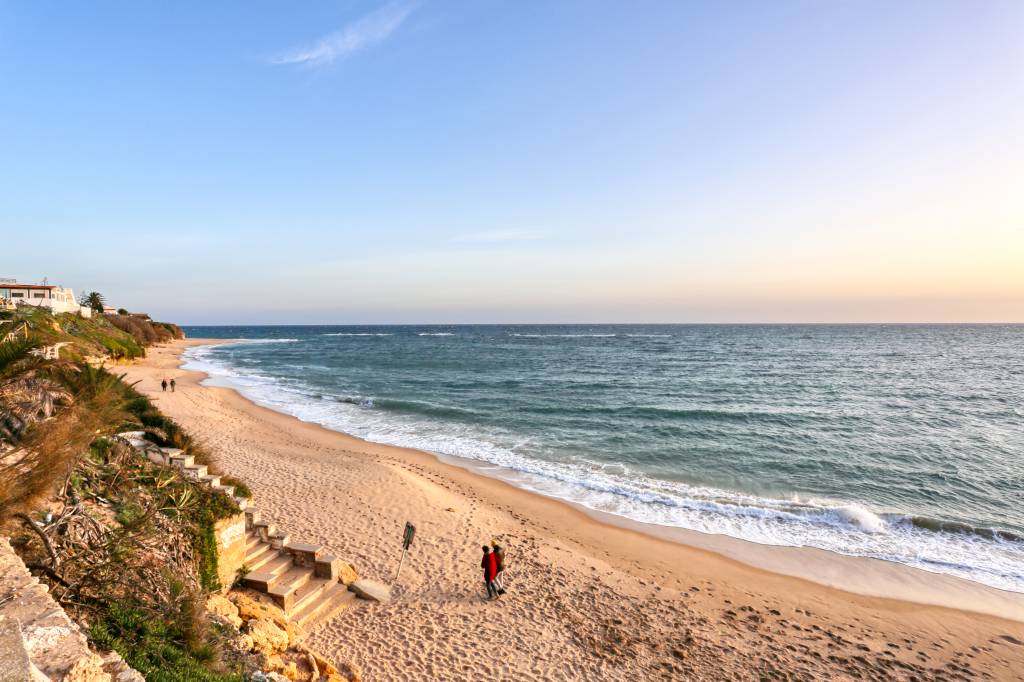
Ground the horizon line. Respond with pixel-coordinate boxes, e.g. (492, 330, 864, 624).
(175, 321, 1024, 327)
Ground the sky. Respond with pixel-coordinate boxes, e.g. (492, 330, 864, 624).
(2, 1, 1022, 324)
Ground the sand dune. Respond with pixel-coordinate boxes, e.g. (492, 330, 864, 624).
(120, 340, 1024, 681)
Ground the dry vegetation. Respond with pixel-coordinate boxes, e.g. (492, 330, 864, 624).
(0, 308, 244, 681)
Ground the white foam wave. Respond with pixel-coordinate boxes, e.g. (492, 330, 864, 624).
(418, 333, 455, 336)
(214, 338, 299, 348)
(324, 333, 393, 336)
(829, 504, 887, 533)
(511, 333, 617, 338)
(179, 344, 1024, 594)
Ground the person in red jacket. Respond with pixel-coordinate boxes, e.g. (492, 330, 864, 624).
(481, 545, 499, 600)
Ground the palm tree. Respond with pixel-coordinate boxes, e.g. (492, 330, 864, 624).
(80, 291, 105, 313)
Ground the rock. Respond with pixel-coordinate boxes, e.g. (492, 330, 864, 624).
(63, 654, 111, 682)
(232, 592, 297, 641)
(0, 618, 47, 682)
(231, 634, 255, 653)
(279, 661, 299, 680)
(232, 592, 287, 624)
(207, 593, 243, 629)
(348, 579, 391, 603)
(100, 651, 145, 682)
(337, 561, 360, 586)
(305, 653, 321, 680)
(312, 651, 338, 676)
(250, 673, 290, 682)
(247, 618, 289, 656)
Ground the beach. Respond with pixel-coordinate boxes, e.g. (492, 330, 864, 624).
(120, 339, 1024, 681)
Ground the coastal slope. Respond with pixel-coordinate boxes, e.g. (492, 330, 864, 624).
(122, 340, 1024, 681)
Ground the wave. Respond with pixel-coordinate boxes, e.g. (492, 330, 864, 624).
(178, 343, 1024, 594)
(418, 333, 455, 336)
(214, 338, 299, 348)
(324, 333, 393, 336)
(511, 333, 617, 338)
(522, 404, 807, 425)
(901, 516, 1024, 543)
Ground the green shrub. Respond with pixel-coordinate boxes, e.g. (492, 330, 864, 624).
(218, 475, 251, 499)
(89, 602, 242, 682)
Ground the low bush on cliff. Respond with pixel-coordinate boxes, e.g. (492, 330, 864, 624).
(1, 314, 247, 681)
(3, 306, 182, 363)
(107, 313, 184, 347)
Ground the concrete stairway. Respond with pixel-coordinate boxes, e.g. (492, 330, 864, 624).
(117, 432, 356, 631)
(241, 508, 357, 629)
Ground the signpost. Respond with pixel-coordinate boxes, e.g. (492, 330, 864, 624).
(395, 522, 416, 582)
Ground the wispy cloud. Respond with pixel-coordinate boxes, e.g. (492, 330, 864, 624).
(452, 229, 548, 244)
(271, 2, 416, 68)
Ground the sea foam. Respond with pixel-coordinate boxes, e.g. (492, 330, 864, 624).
(181, 341, 1024, 594)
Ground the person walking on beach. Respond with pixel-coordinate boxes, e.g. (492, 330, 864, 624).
(161, 378, 167, 392)
(481, 546, 499, 600)
(170, 378, 176, 392)
(491, 540, 507, 595)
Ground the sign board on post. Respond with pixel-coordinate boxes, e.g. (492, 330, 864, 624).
(395, 521, 416, 583)
(403, 522, 416, 550)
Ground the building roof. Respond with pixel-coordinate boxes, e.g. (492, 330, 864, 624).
(2, 284, 56, 290)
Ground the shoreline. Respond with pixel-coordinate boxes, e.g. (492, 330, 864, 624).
(120, 339, 1024, 680)
(182, 339, 1024, 623)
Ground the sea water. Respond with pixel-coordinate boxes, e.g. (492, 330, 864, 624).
(181, 324, 1024, 592)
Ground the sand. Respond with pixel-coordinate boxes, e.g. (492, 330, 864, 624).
(119, 339, 1024, 681)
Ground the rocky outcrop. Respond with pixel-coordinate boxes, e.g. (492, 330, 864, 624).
(0, 537, 142, 682)
(211, 589, 360, 681)
(207, 593, 243, 628)
(248, 617, 290, 656)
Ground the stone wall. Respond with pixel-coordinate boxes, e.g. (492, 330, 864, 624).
(0, 536, 142, 681)
(215, 512, 248, 590)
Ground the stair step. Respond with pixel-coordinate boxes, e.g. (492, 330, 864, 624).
(253, 521, 276, 538)
(288, 575, 334, 615)
(183, 464, 208, 479)
(169, 454, 194, 468)
(269, 532, 290, 549)
(244, 542, 274, 568)
(293, 583, 357, 630)
(244, 532, 265, 553)
(267, 567, 316, 609)
(201, 475, 222, 487)
(234, 497, 249, 510)
(248, 550, 292, 575)
(242, 558, 295, 593)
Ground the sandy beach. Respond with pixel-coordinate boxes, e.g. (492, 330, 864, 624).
(119, 339, 1024, 681)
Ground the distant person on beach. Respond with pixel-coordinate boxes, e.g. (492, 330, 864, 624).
(161, 378, 167, 392)
(491, 540, 506, 595)
(481, 546, 498, 600)
(170, 378, 176, 392)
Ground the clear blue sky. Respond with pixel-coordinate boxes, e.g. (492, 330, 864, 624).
(3, 1, 1022, 323)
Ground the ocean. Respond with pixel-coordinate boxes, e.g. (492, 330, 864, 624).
(181, 324, 1024, 593)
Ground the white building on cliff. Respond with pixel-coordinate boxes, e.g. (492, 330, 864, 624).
(0, 279, 92, 317)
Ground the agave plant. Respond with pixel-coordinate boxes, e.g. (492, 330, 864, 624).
(162, 486, 197, 516)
